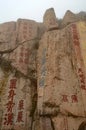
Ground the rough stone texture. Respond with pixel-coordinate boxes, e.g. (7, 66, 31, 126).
(0, 22, 17, 52)
(43, 8, 58, 30)
(61, 10, 78, 27)
(52, 115, 86, 130)
(0, 8, 86, 130)
(16, 19, 38, 42)
(37, 24, 86, 117)
(32, 117, 53, 130)
(0, 19, 39, 130)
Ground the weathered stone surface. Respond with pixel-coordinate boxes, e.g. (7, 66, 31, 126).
(52, 115, 86, 130)
(0, 19, 38, 129)
(43, 8, 58, 30)
(0, 22, 17, 52)
(37, 21, 86, 118)
(62, 10, 78, 27)
(0, 8, 86, 130)
(9, 40, 37, 75)
(0, 70, 32, 129)
(16, 19, 38, 42)
(32, 117, 53, 130)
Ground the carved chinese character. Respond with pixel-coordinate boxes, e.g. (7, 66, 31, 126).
(80, 78, 85, 84)
(72, 24, 77, 29)
(23, 34, 27, 39)
(19, 52, 24, 57)
(19, 58, 23, 63)
(20, 46, 24, 51)
(17, 111, 23, 122)
(81, 84, 86, 90)
(4, 113, 13, 125)
(18, 100, 24, 110)
(73, 34, 79, 40)
(23, 26, 27, 30)
(24, 52, 28, 57)
(79, 73, 85, 80)
(62, 95, 68, 102)
(78, 68, 82, 73)
(25, 48, 29, 52)
(6, 100, 15, 112)
(24, 58, 28, 64)
(8, 89, 16, 101)
(10, 79, 17, 89)
(71, 95, 78, 103)
(29, 25, 32, 30)
(74, 40, 79, 46)
(23, 30, 27, 34)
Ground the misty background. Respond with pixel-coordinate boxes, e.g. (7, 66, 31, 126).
(0, 0, 86, 23)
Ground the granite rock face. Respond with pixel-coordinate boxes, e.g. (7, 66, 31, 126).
(0, 8, 86, 130)
(61, 10, 78, 27)
(43, 8, 58, 30)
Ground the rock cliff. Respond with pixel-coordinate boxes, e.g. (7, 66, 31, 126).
(0, 8, 86, 130)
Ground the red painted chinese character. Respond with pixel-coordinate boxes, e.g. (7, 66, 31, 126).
(72, 24, 77, 29)
(19, 58, 23, 63)
(78, 68, 82, 73)
(18, 100, 24, 110)
(73, 29, 77, 33)
(71, 95, 78, 103)
(4, 113, 13, 125)
(20, 47, 24, 51)
(10, 79, 17, 89)
(19, 52, 24, 57)
(74, 40, 79, 46)
(29, 30, 32, 33)
(23, 26, 27, 30)
(8, 89, 16, 101)
(24, 52, 28, 57)
(62, 95, 68, 102)
(79, 73, 85, 79)
(81, 84, 86, 90)
(6, 100, 15, 112)
(17, 111, 23, 122)
(24, 58, 28, 64)
(23, 30, 27, 34)
(73, 34, 79, 40)
(23, 34, 27, 39)
(25, 48, 29, 52)
(29, 26, 32, 29)
(80, 78, 85, 84)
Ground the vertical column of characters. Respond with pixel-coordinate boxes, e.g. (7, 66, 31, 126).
(28, 23, 32, 38)
(61, 25, 80, 104)
(16, 99, 24, 123)
(71, 24, 86, 91)
(71, 23, 86, 114)
(3, 78, 17, 126)
(18, 45, 29, 73)
(23, 22, 32, 40)
(23, 22, 27, 40)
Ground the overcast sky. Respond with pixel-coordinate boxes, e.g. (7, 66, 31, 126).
(0, 0, 86, 23)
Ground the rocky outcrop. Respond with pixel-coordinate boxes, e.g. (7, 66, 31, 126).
(43, 8, 58, 30)
(61, 10, 78, 27)
(0, 8, 86, 130)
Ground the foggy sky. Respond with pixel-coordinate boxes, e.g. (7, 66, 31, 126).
(0, 0, 86, 23)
